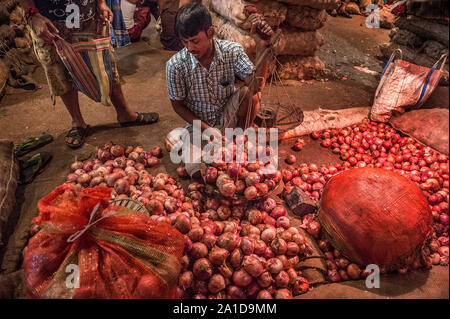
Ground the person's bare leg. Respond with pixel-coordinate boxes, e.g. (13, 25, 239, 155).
(61, 88, 88, 146)
(110, 82, 138, 123)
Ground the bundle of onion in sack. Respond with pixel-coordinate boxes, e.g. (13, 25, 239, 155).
(318, 167, 433, 271)
(23, 185, 185, 299)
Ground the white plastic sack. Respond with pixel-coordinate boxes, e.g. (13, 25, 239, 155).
(279, 107, 370, 139)
(371, 50, 447, 122)
(210, 0, 250, 29)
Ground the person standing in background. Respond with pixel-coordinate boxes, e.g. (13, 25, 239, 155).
(121, 0, 159, 42)
(19, 0, 160, 148)
(158, 0, 199, 51)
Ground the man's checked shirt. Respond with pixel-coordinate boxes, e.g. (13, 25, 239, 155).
(166, 39, 255, 128)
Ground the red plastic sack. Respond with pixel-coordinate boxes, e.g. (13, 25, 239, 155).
(23, 185, 185, 299)
(371, 49, 448, 122)
(319, 168, 432, 267)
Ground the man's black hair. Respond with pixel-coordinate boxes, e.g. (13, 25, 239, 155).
(175, 3, 212, 39)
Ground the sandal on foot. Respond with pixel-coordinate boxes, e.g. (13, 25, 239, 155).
(15, 133, 54, 157)
(65, 125, 90, 149)
(19, 152, 52, 185)
(119, 112, 159, 127)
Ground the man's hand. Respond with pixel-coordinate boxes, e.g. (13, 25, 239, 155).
(248, 14, 274, 50)
(30, 13, 59, 44)
(98, 1, 113, 24)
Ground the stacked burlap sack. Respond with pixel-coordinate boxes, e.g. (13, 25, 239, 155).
(0, 0, 38, 95)
(203, 0, 341, 81)
(379, 15, 449, 85)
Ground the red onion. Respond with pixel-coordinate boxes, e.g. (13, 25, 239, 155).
(274, 289, 292, 299)
(227, 162, 241, 179)
(261, 228, 277, 244)
(347, 263, 361, 279)
(218, 263, 234, 279)
(286, 155, 297, 164)
(438, 246, 449, 258)
(231, 205, 245, 219)
(229, 249, 243, 269)
(216, 174, 236, 197)
(270, 238, 287, 255)
(209, 246, 229, 265)
(328, 270, 341, 282)
(275, 271, 290, 288)
(66, 173, 78, 183)
(245, 172, 260, 187)
(235, 180, 246, 194)
(202, 233, 217, 250)
(187, 226, 204, 242)
(205, 166, 218, 184)
(232, 269, 252, 288)
(255, 183, 269, 197)
(191, 280, 209, 295)
(271, 206, 286, 219)
(174, 214, 192, 234)
(223, 221, 239, 233)
(440, 214, 449, 225)
(286, 242, 300, 257)
(146, 199, 164, 216)
(293, 277, 309, 296)
(193, 258, 213, 281)
(150, 145, 163, 158)
(247, 209, 263, 225)
(285, 268, 297, 285)
(217, 232, 239, 251)
(240, 237, 254, 255)
(267, 258, 283, 275)
(243, 255, 265, 277)
(216, 206, 230, 220)
(114, 178, 129, 195)
(276, 216, 290, 229)
(257, 271, 274, 288)
(227, 285, 246, 299)
(253, 239, 267, 256)
(176, 166, 188, 178)
(191, 242, 209, 259)
(245, 280, 260, 298)
(179, 271, 194, 290)
(208, 274, 226, 294)
(257, 289, 273, 299)
(214, 221, 225, 235)
(244, 186, 258, 200)
(305, 220, 321, 237)
(438, 236, 449, 247)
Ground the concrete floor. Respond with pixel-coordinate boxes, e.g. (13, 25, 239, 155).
(0, 15, 448, 298)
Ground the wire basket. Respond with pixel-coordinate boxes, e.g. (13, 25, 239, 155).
(111, 198, 149, 216)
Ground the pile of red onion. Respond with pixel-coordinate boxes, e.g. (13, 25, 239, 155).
(175, 197, 312, 299)
(64, 141, 311, 299)
(64, 141, 191, 218)
(190, 140, 282, 201)
(284, 119, 449, 280)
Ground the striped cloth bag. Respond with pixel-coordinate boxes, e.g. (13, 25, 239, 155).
(53, 34, 113, 106)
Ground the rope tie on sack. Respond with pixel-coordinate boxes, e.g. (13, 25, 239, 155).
(67, 203, 118, 243)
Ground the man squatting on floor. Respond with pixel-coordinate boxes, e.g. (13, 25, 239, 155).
(18, 0, 159, 148)
(166, 3, 274, 179)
